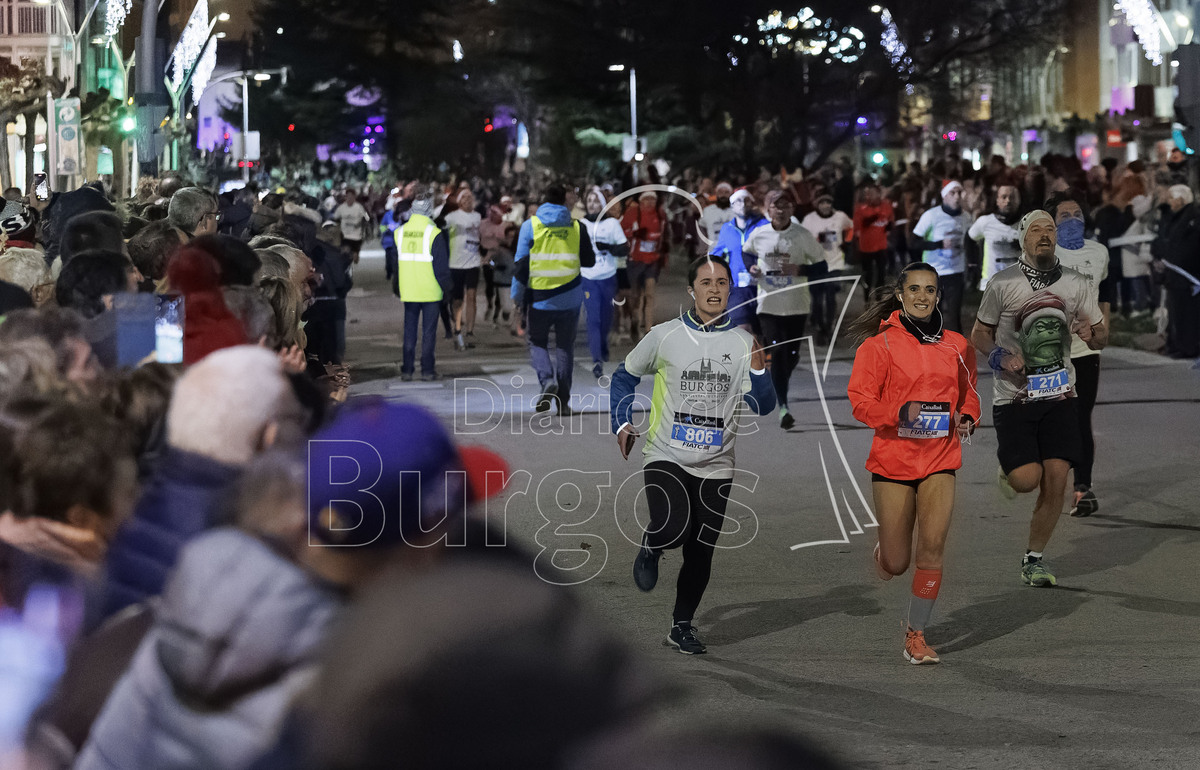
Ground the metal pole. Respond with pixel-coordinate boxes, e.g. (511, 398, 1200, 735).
(241, 75, 249, 183)
(629, 68, 637, 144)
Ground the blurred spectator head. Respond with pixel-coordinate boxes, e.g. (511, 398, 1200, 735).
(165, 246, 248, 363)
(3, 186, 22, 201)
(60, 211, 127, 265)
(257, 275, 304, 349)
(307, 400, 506, 550)
(96, 362, 180, 471)
(165, 345, 301, 466)
(267, 244, 315, 306)
(1167, 184, 1194, 212)
(0, 247, 52, 295)
(254, 249, 291, 283)
(156, 175, 186, 201)
(169, 187, 219, 237)
(1, 200, 37, 243)
(223, 285, 276, 344)
(1, 398, 138, 544)
(127, 219, 187, 283)
(190, 233, 261, 286)
(0, 307, 98, 387)
(55, 251, 138, 319)
(544, 184, 567, 206)
(42, 185, 114, 263)
(0, 337, 60, 401)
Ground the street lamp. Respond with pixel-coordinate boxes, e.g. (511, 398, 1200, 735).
(200, 68, 288, 183)
(609, 63, 639, 178)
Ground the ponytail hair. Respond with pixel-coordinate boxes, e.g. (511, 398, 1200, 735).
(846, 262, 940, 345)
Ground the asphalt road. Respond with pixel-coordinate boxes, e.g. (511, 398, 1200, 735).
(345, 246, 1200, 769)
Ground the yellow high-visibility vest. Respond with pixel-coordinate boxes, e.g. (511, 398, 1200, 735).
(528, 216, 581, 291)
(396, 213, 443, 302)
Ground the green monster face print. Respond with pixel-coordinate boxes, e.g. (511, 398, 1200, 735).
(1021, 315, 1067, 369)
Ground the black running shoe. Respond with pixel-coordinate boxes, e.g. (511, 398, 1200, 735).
(633, 535, 661, 592)
(535, 384, 558, 413)
(1070, 484, 1099, 517)
(666, 622, 707, 654)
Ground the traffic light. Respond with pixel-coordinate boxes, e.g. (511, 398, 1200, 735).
(118, 108, 137, 134)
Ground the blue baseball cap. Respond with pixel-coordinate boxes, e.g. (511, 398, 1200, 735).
(307, 398, 506, 547)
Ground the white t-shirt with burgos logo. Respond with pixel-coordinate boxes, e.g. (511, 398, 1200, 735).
(444, 209, 482, 270)
(622, 315, 755, 479)
(801, 210, 853, 271)
(1055, 240, 1108, 359)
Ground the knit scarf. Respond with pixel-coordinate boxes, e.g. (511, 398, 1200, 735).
(1019, 258, 1062, 291)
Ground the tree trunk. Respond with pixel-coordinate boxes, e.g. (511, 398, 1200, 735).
(0, 116, 12, 190)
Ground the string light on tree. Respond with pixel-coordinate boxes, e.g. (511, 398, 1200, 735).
(1116, 0, 1163, 65)
(105, 0, 132, 38)
(880, 8, 913, 74)
(191, 36, 218, 103)
(172, 0, 210, 93)
(748, 8, 867, 63)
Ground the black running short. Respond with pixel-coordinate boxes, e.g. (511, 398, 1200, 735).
(449, 267, 481, 300)
(870, 469, 955, 490)
(992, 398, 1081, 475)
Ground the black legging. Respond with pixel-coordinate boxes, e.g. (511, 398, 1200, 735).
(937, 272, 965, 333)
(757, 313, 807, 408)
(860, 250, 888, 299)
(1071, 354, 1100, 487)
(643, 461, 731, 624)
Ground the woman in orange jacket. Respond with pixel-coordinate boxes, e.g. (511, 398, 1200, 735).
(847, 262, 980, 665)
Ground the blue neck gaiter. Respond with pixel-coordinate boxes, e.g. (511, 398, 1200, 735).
(1057, 219, 1085, 250)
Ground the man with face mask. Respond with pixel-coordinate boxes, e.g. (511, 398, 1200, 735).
(1046, 192, 1111, 517)
(708, 188, 768, 333)
(913, 181, 973, 332)
(968, 184, 1022, 290)
(970, 210, 1107, 589)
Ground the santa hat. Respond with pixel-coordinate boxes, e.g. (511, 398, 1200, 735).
(1014, 292, 1067, 335)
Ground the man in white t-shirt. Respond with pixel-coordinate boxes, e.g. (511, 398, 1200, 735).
(333, 189, 370, 263)
(970, 209, 1107, 589)
(968, 184, 1022, 290)
(443, 189, 483, 340)
(700, 182, 736, 242)
(747, 189, 827, 429)
(801, 193, 853, 344)
(913, 181, 973, 332)
(1046, 192, 1112, 518)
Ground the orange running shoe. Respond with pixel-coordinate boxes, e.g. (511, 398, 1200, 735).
(904, 627, 940, 665)
(873, 542, 893, 582)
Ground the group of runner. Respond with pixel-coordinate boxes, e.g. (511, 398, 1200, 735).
(609, 194, 1106, 664)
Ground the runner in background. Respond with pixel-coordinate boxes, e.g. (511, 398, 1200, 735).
(853, 182, 895, 301)
(1045, 192, 1112, 517)
(801, 194, 854, 345)
(708, 189, 768, 334)
(913, 181, 972, 333)
(848, 262, 979, 664)
(968, 183, 1022, 291)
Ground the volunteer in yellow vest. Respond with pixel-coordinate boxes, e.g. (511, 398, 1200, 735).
(512, 184, 596, 414)
(395, 193, 452, 381)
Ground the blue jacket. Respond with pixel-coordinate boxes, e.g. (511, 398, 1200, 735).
(511, 203, 596, 311)
(380, 209, 400, 250)
(709, 215, 767, 277)
(98, 447, 240, 621)
(76, 529, 340, 770)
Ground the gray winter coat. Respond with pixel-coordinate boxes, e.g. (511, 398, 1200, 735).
(74, 528, 340, 769)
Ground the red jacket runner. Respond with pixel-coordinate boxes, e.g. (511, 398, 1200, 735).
(848, 310, 981, 480)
